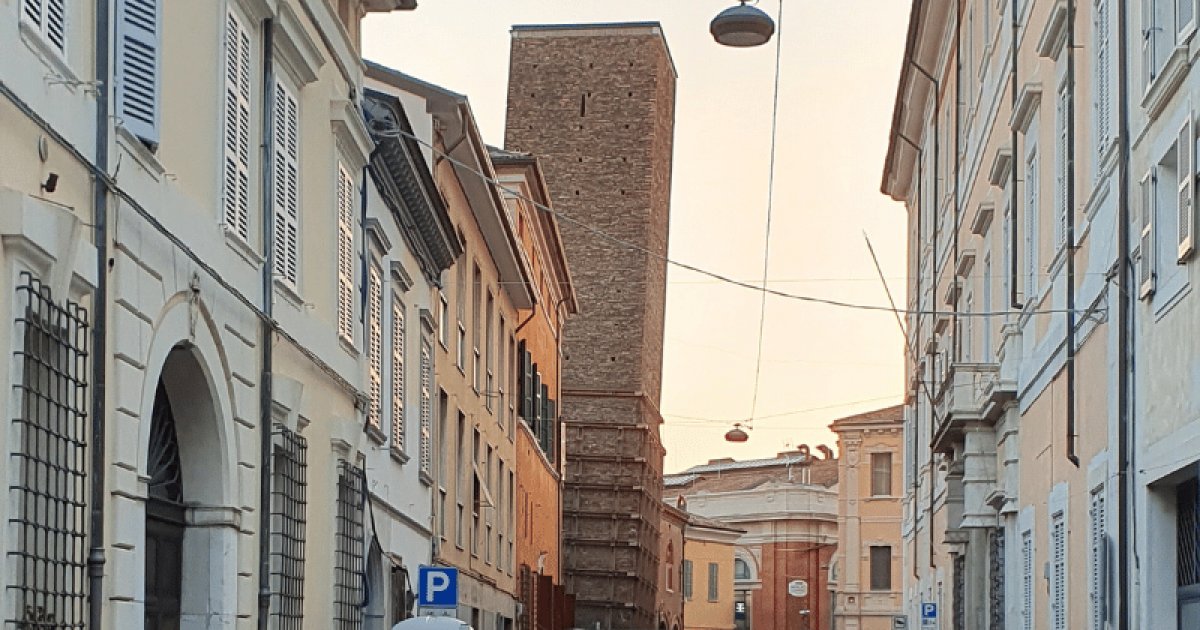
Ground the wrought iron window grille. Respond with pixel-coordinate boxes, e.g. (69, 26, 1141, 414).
(334, 460, 367, 629)
(270, 425, 308, 630)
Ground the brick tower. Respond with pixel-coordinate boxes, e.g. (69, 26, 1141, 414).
(505, 23, 677, 630)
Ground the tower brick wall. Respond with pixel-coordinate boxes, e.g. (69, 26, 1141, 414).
(505, 23, 677, 630)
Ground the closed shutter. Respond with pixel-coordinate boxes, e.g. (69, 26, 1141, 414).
(419, 342, 432, 474)
(532, 371, 542, 436)
(546, 399, 556, 460)
(367, 266, 382, 430)
(1095, 0, 1112, 158)
(273, 81, 300, 286)
(682, 560, 693, 599)
(223, 10, 252, 241)
(391, 298, 406, 452)
(336, 164, 355, 341)
(540, 383, 550, 453)
(1056, 89, 1069, 250)
(1051, 513, 1067, 630)
(1022, 531, 1034, 630)
(1026, 153, 1040, 298)
(21, 0, 67, 52)
(116, 0, 160, 145)
(1140, 170, 1157, 298)
(708, 563, 719, 601)
(1090, 489, 1107, 630)
(521, 346, 533, 422)
(1179, 116, 1196, 261)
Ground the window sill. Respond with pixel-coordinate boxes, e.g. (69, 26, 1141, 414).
(224, 228, 263, 268)
(366, 423, 386, 445)
(19, 22, 78, 88)
(865, 495, 900, 501)
(1142, 46, 1191, 119)
(419, 471, 434, 486)
(390, 446, 410, 464)
(273, 277, 305, 310)
(338, 334, 359, 358)
(115, 126, 165, 180)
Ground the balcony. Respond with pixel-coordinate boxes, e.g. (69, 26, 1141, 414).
(932, 362, 1014, 452)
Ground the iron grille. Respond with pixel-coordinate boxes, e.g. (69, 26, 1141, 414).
(270, 425, 307, 630)
(989, 527, 1005, 630)
(390, 563, 413, 625)
(8, 273, 89, 629)
(1178, 477, 1200, 586)
(953, 554, 965, 630)
(334, 460, 367, 629)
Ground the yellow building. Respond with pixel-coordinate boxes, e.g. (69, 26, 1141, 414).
(681, 514, 744, 630)
(829, 406, 904, 630)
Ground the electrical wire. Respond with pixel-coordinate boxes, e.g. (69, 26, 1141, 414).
(747, 0, 786, 425)
(664, 392, 900, 425)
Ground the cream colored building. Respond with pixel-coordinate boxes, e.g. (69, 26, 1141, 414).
(829, 406, 903, 630)
(882, 0, 1117, 628)
(681, 515, 742, 630)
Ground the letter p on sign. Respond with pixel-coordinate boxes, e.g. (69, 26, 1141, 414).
(418, 566, 458, 609)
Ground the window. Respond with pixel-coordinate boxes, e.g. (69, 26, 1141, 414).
(734, 558, 750, 580)
(456, 255, 467, 369)
(1095, 0, 1113, 160)
(333, 461, 366, 630)
(1055, 87, 1069, 251)
(1140, 169, 1158, 298)
(273, 80, 301, 287)
(1177, 116, 1196, 261)
(666, 542, 675, 592)
(336, 164, 355, 341)
(9, 274, 89, 628)
(223, 9, 252, 241)
(1051, 512, 1067, 630)
(485, 291, 495, 412)
(419, 340, 433, 475)
(498, 316, 507, 426)
(1089, 488, 1107, 630)
(682, 560, 694, 599)
(962, 294, 974, 362)
(708, 562, 720, 601)
(870, 452, 893, 496)
(116, 0, 160, 146)
(270, 426, 307, 630)
(472, 265, 482, 391)
(1142, 0, 1193, 90)
(390, 295, 406, 452)
(1025, 150, 1040, 299)
(870, 546, 892, 591)
(21, 0, 67, 53)
(367, 265, 383, 431)
(1022, 531, 1035, 630)
(982, 253, 993, 362)
(439, 292, 449, 347)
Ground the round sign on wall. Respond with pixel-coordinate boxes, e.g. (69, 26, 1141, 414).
(787, 579, 808, 598)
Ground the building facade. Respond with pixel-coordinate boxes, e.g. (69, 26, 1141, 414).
(829, 406, 904, 630)
(490, 148, 580, 630)
(680, 515, 742, 630)
(664, 450, 840, 630)
(659, 504, 688, 630)
(504, 23, 678, 630)
(882, 0, 1119, 628)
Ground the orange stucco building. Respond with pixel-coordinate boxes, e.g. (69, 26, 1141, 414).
(492, 149, 578, 630)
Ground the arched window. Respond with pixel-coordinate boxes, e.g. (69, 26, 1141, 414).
(734, 558, 751, 580)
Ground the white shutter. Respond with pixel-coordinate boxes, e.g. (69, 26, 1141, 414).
(1178, 0, 1196, 42)
(116, 0, 160, 145)
(336, 164, 355, 342)
(1026, 153, 1040, 298)
(1095, 0, 1112, 159)
(419, 342, 433, 474)
(1143, 0, 1156, 88)
(1140, 170, 1157, 298)
(1090, 489, 1108, 630)
(272, 81, 300, 285)
(367, 265, 382, 430)
(1056, 91, 1069, 250)
(223, 10, 252, 241)
(22, 0, 43, 28)
(1051, 514, 1067, 630)
(45, 0, 65, 51)
(1022, 531, 1034, 630)
(391, 297, 406, 452)
(1179, 115, 1196, 260)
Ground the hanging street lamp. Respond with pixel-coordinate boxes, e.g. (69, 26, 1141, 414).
(710, 1, 776, 48)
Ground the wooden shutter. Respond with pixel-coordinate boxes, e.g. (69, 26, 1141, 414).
(1022, 532, 1034, 630)
(367, 266, 383, 430)
(273, 81, 300, 286)
(1025, 153, 1040, 298)
(21, 0, 43, 28)
(420, 342, 432, 473)
(532, 371, 542, 437)
(1056, 90, 1069, 250)
(336, 164, 355, 341)
(223, 10, 252, 241)
(708, 563, 719, 601)
(1051, 515, 1066, 630)
(1179, 115, 1196, 260)
(540, 383, 550, 453)
(22, 0, 67, 52)
(1095, 0, 1112, 157)
(391, 298, 406, 452)
(1140, 170, 1157, 298)
(546, 399, 556, 460)
(521, 346, 534, 422)
(1089, 489, 1108, 630)
(116, 0, 160, 145)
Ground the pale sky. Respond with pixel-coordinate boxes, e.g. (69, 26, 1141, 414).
(363, 0, 911, 474)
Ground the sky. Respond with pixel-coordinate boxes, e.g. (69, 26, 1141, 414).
(363, 0, 912, 474)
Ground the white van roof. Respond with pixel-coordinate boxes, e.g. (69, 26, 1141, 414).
(393, 616, 472, 630)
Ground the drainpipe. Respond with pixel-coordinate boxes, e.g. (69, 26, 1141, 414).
(1115, 0, 1132, 627)
(1010, 0, 1024, 310)
(257, 17, 276, 630)
(953, 0, 962, 368)
(1065, 0, 1081, 467)
(87, 0, 112, 626)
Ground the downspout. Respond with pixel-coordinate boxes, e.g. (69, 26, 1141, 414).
(953, 0, 962, 368)
(87, 0, 112, 626)
(1115, 0, 1132, 627)
(1065, 0, 1081, 467)
(928, 56, 941, 573)
(1010, 0, 1024, 309)
(257, 17, 276, 630)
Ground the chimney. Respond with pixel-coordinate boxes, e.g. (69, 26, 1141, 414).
(816, 444, 834, 460)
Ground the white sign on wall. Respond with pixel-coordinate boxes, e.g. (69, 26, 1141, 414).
(787, 580, 809, 598)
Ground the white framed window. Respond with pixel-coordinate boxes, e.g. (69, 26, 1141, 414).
(982, 253, 993, 362)
(21, 0, 67, 54)
(335, 163, 355, 341)
(1054, 87, 1069, 251)
(1050, 511, 1067, 630)
(1022, 530, 1034, 630)
(272, 79, 301, 287)
(419, 339, 433, 475)
(1089, 487, 1108, 630)
(366, 264, 383, 431)
(390, 295, 406, 452)
(1143, 0, 1193, 90)
(438, 291, 449, 348)
(1139, 169, 1158, 298)
(962, 293, 974, 362)
(1025, 150, 1041, 300)
(1177, 113, 1195, 261)
(1094, 0, 1113, 162)
(115, 0, 160, 146)
(222, 9, 252, 241)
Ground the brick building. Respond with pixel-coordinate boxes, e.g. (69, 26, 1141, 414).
(664, 449, 840, 630)
(491, 147, 579, 630)
(504, 22, 678, 630)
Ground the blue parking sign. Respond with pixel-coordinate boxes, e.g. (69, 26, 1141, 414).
(418, 566, 458, 609)
(921, 603, 937, 626)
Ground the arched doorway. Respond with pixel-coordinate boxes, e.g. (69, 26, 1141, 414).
(145, 382, 185, 629)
